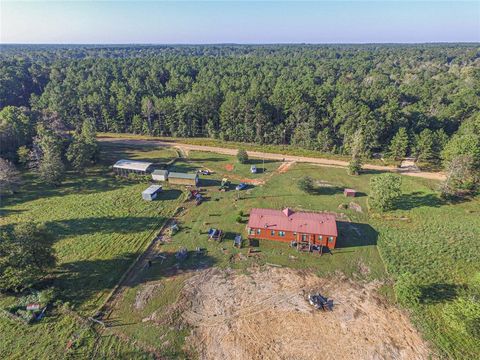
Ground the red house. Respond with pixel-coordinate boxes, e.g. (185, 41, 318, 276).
(247, 208, 338, 249)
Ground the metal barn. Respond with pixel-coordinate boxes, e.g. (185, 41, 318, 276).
(168, 172, 199, 186)
(113, 159, 154, 176)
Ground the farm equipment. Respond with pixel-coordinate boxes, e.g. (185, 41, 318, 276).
(208, 228, 224, 242)
(219, 178, 230, 192)
(308, 293, 334, 311)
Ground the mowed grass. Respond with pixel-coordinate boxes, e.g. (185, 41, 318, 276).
(0, 145, 183, 359)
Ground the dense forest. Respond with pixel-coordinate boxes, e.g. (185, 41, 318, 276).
(1, 44, 479, 164)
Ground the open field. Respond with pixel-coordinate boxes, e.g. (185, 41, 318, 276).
(1, 142, 478, 359)
(0, 146, 183, 359)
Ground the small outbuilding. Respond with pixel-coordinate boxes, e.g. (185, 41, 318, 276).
(152, 169, 169, 182)
(344, 188, 356, 197)
(168, 172, 199, 186)
(113, 159, 154, 175)
(142, 185, 162, 201)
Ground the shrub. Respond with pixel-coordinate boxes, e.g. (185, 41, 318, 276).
(237, 149, 248, 164)
(348, 157, 362, 175)
(298, 176, 314, 193)
(369, 173, 402, 211)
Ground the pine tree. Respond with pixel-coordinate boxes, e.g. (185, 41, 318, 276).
(389, 128, 409, 161)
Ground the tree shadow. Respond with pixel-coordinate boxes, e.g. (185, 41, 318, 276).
(98, 142, 174, 165)
(198, 178, 222, 187)
(153, 189, 182, 201)
(336, 221, 378, 248)
(55, 250, 218, 310)
(418, 283, 462, 304)
(310, 186, 344, 196)
(395, 191, 445, 210)
(0, 168, 126, 209)
(45, 216, 168, 239)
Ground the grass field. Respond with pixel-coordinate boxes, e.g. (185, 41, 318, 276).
(0, 146, 183, 359)
(1, 142, 478, 359)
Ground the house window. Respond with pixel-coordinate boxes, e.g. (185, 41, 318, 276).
(293, 232, 297, 236)
(279, 231, 285, 237)
(257, 229, 261, 235)
(249, 228, 255, 235)
(318, 235, 323, 241)
(328, 237, 334, 243)
(270, 230, 275, 236)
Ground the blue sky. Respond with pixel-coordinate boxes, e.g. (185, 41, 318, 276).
(1, 1, 479, 44)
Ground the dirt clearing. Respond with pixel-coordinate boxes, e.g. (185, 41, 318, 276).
(173, 267, 432, 360)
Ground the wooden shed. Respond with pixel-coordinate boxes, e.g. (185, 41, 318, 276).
(344, 188, 356, 197)
(168, 172, 198, 186)
(152, 169, 169, 182)
(142, 185, 162, 201)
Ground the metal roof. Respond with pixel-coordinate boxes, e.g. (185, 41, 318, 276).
(248, 208, 338, 237)
(142, 185, 162, 195)
(113, 159, 153, 172)
(168, 172, 197, 180)
(152, 169, 169, 175)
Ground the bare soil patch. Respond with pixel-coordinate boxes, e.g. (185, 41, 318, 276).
(133, 282, 164, 310)
(277, 161, 295, 173)
(174, 267, 432, 360)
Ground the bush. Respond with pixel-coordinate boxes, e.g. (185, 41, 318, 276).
(237, 149, 248, 164)
(348, 157, 362, 175)
(369, 173, 402, 211)
(238, 210, 244, 217)
(236, 215, 243, 223)
(297, 176, 314, 193)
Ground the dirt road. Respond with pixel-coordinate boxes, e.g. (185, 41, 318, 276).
(99, 137, 445, 181)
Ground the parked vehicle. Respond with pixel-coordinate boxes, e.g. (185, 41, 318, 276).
(199, 169, 211, 175)
(250, 165, 257, 173)
(236, 182, 247, 191)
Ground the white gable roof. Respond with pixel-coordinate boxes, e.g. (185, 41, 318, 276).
(113, 159, 153, 172)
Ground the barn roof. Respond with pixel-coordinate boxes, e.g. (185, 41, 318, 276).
(152, 169, 169, 176)
(168, 172, 197, 180)
(113, 159, 153, 172)
(248, 208, 337, 236)
(142, 185, 162, 195)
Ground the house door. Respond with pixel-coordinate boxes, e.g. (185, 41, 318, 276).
(301, 234, 308, 242)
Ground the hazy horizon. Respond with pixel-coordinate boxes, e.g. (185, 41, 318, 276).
(2, 1, 479, 44)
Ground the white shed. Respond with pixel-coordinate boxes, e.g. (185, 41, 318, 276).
(142, 185, 162, 201)
(152, 169, 169, 182)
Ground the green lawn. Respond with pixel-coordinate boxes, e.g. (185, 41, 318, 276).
(0, 145, 183, 359)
